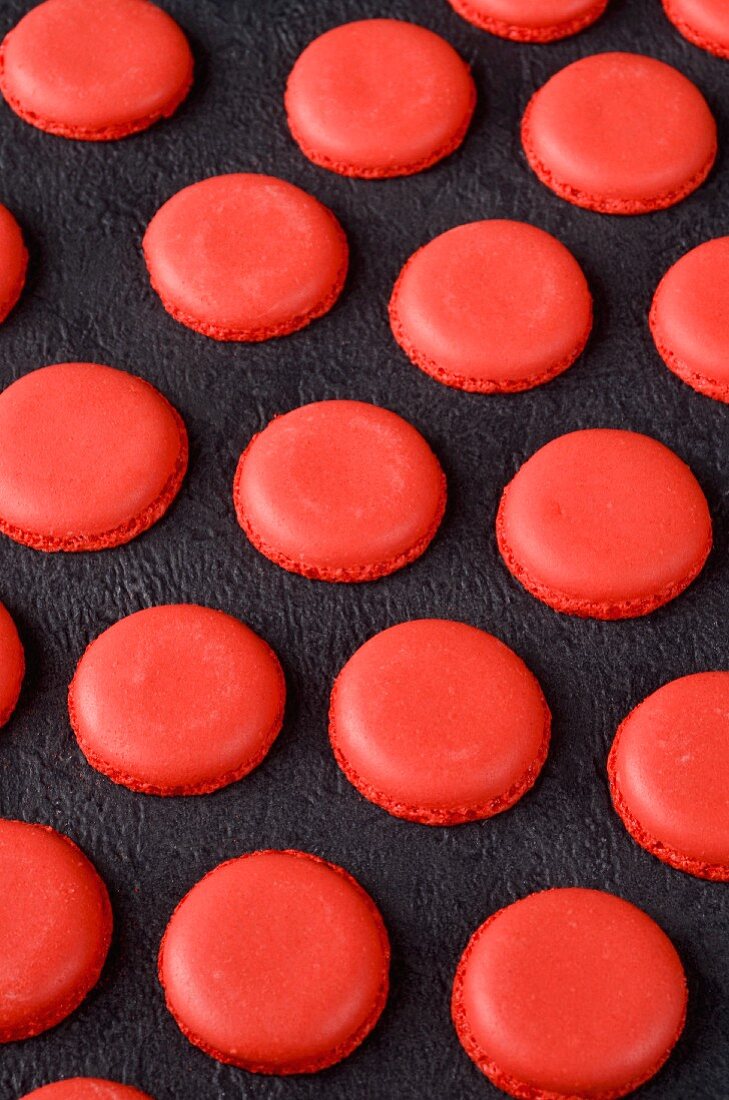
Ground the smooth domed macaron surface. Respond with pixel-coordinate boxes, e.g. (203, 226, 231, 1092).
(446, 0, 609, 41)
(496, 429, 712, 619)
(389, 220, 592, 392)
(0, 0, 193, 140)
(609, 672, 729, 880)
(159, 849, 390, 1073)
(329, 619, 550, 824)
(452, 888, 687, 1099)
(0, 820, 112, 1042)
(234, 400, 446, 582)
(69, 604, 286, 796)
(285, 19, 476, 178)
(143, 174, 348, 341)
(0, 203, 27, 322)
(0, 362, 188, 552)
(663, 0, 729, 58)
(21, 1081, 153, 1100)
(521, 52, 717, 214)
(0, 602, 23, 728)
(650, 236, 729, 402)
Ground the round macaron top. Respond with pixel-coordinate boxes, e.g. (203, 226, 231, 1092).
(21, 1081, 152, 1100)
(0, 819, 112, 1042)
(285, 19, 476, 178)
(650, 236, 729, 402)
(452, 888, 687, 1099)
(389, 220, 592, 393)
(497, 429, 712, 619)
(330, 619, 550, 825)
(143, 173, 348, 342)
(522, 52, 717, 214)
(159, 849, 390, 1073)
(69, 604, 285, 796)
(609, 672, 729, 879)
(446, 0, 609, 42)
(0, 362, 187, 552)
(0, 601, 24, 727)
(234, 400, 446, 582)
(0, 203, 27, 322)
(0, 0, 193, 140)
(663, 0, 729, 58)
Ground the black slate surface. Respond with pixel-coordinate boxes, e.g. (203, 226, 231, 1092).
(0, 0, 728, 1097)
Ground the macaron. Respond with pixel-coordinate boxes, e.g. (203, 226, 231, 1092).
(0, 0, 193, 140)
(159, 849, 389, 1074)
(0, 819, 112, 1042)
(496, 429, 712, 619)
(21, 1082, 152, 1100)
(0, 362, 187, 552)
(329, 619, 550, 825)
(69, 604, 286, 796)
(446, 0, 609, 42)
(0, 601, 23, 727)
(650, 236, 729, 403)
(0, 203, 27, 323)
(389, 220, 592, 393)
(285, 19, 476, 178)
(609, 672, 729, 881)
(143, 173, 348, 341)
(521, 52, 717, 214)
(234, 400, 446, 582)
(452, 888, 687, 1099)
(663, 0, 729, 59)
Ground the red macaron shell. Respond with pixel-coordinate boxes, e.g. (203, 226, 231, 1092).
(21, 1081, 152, 1100)
(0, 602, 23, 728)
(663, 0, 729, 58)
(143, 174, 348, 341)
(0, 820, 112, 1042)
(521, 52, 717, 214)
(329, 620, 550, 825)
(69, 604, 286, 796)
(159, 850, 390, 1074)
(650, 236, 729, 402)
(0, 362, 187, 552)
(0, 0, 193, 141)
(285, 19, 476, 178)
(452, 888, 687, 1099)
(234, 400, 446, 582)
(496, 429, 712, 619)
(609, 672, 729, 880)
(389, 220, 592, 393)
(0, 203, 27, 322)
(446, 0, 609, 42)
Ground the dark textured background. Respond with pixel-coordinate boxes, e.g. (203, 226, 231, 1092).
(0, 0, 728, 1096)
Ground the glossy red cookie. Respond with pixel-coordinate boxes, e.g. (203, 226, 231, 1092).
(0, 820, 112, 1042)
(663, 0, 729, 58)
(0, 602, 23, 728)
(446, 0, 609, 41)
(0, 0, 193, 140)
(330, 620, 550, 825)
(22, 1081, 152, 1100)
(0, 203, 27, 322)
(69, 605, 285, 796)
(389, 220, 592, 393)
(452, 888, 687, 1099)
(159, 849, 389, 1073)
(496, 429, 712, 619)
(143, 174, 348, 341)
(522, 53, 717, 214)
(234, 400, 446, 582)
(609, 672, 729, 880)
(285, 19, 475, 178)
(650, 237, 729, 403)
(0, 362, 187, 552)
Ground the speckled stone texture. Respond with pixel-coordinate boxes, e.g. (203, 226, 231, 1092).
(0, 1, 727, 1098)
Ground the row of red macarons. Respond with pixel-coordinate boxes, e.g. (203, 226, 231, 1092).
(0, 829, 692, 1100)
